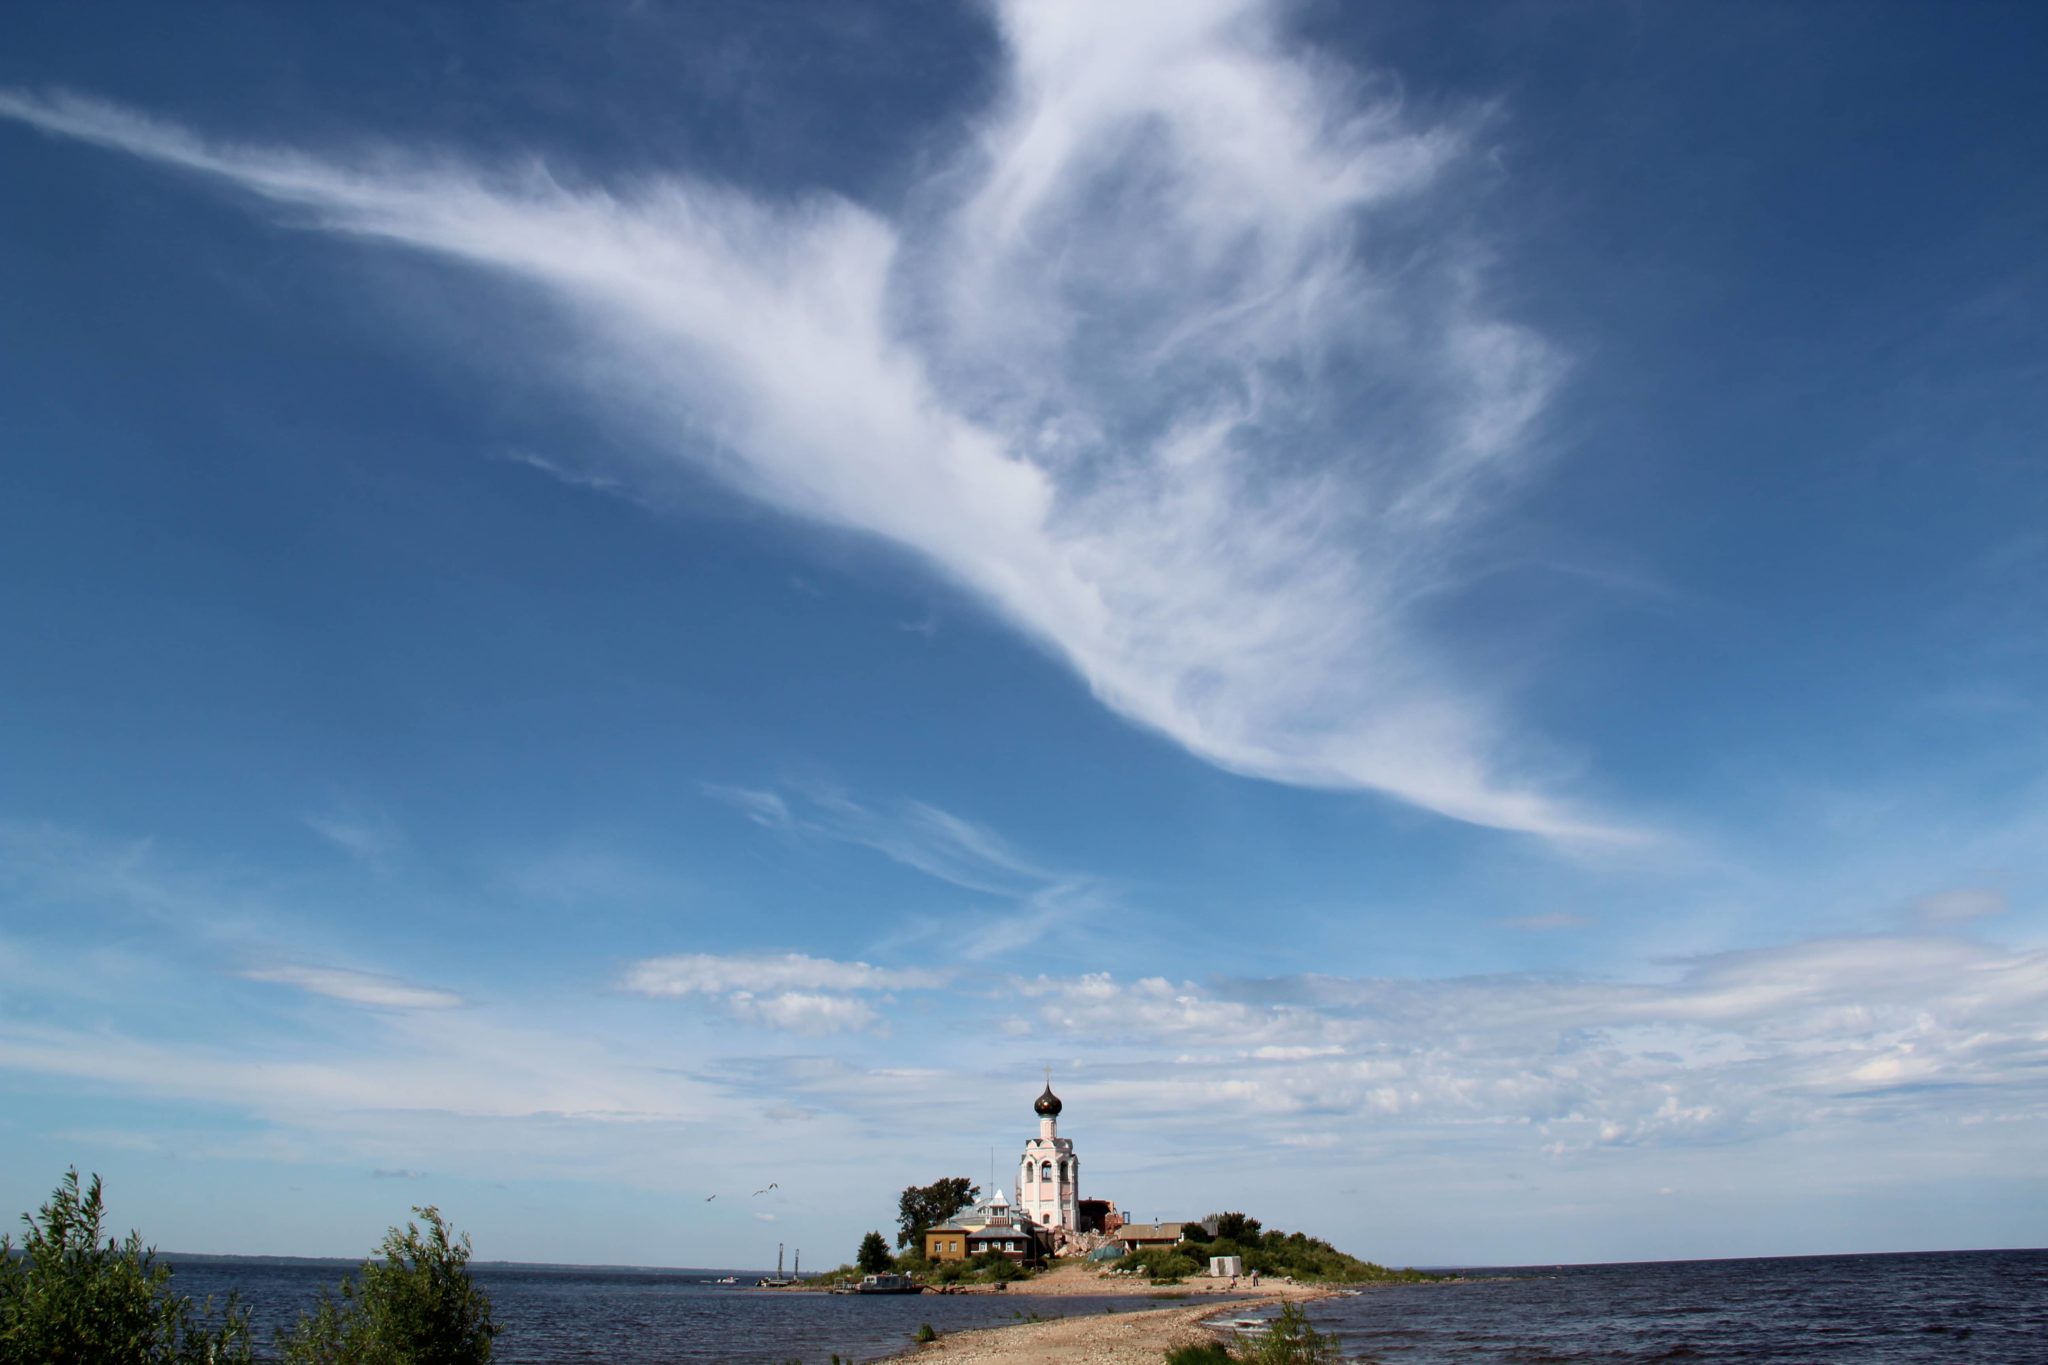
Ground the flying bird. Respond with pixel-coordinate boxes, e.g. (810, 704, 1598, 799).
(752, 1183, 778, 1196)
(704, 1194, 716, 1202)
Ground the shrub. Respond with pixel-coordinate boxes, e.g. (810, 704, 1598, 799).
(0, 1169, 252, 1364)
(1240, 1302, 1339, 1365)
(279, 1206, 496, 1364)
(1164, 1346, 1237, 1365)
(1113, 1248, 1200, 1283)
(912, 1322, 936, 1344)
(969, 1252, 1029, 1283)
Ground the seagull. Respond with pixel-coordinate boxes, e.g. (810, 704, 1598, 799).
(752, 1183, 779, 1196)
(705, 1194, 717, 1202)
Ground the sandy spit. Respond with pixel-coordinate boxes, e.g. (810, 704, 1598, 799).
(875, 1264, 1331, 1364)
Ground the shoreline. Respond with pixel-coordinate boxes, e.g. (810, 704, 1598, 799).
(874, 1264, 1334, 1363)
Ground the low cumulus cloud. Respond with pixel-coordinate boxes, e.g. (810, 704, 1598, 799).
(0, 0, 1627, 843)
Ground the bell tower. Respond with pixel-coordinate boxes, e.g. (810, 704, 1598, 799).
(1017, 1072, 1079, 1231)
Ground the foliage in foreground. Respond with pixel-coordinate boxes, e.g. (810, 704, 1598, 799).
(278, 1206, 496, 1365)
(0, 1169, 251, 1365)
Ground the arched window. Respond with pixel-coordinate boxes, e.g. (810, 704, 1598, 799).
(1040, 1160, 1054, 1182)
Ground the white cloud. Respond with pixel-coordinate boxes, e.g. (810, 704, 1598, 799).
(1908, 886, 2007, 925)
(621, 951, 944, 997)
(728, 991, 879, 1035)
(302, 804, 400, 866)
(1005, 933, 2048, 1155)
(242, 964, 466, 1010)
(622, 951, 944, 1034)
(0, 0, 1625, 843)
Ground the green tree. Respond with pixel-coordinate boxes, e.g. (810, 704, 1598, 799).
(0, 1168, 252, 1365)
(894, 1178, 977, 1249)
(855, 1231, 893, 1275)
(279, 1206, 496, 1365)
(1209, 1212, 1262, 1246)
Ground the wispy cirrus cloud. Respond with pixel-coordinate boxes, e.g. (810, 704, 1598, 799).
(622, 950, 945, 1035)
(705, 783, 1046, 898)
(303, 801, 401, 867)
(241, 963, 466, 1011)
(701, 783, 1113, 960)
(0, 0, 1623, 843)
(1907, 885, 2006, 925)
(622, 951, 945, 997)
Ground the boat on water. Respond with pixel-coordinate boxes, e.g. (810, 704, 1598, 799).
(756, 1244, 803, 1288)
(845, 1272, 924, 1295)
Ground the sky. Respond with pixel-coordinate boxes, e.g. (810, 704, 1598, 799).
(1, 0, 2044, 1270)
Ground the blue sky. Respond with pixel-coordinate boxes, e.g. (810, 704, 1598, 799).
(1, 0, 2044, 1269)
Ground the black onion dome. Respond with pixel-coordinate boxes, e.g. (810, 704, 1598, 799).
(1034, 1083, 1063, 1117)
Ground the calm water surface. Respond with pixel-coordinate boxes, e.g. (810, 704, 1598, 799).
(171, 1248, 2047, 1363)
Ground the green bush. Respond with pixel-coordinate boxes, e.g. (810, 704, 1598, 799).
(911, 1322, 936, 1344)
(1239, 1303, 1339, 1365)
(0, 1169, 252, 1365)
(279, 1206, 496, 1364)
(969, 1251, 1030, 1283)
(1164, 1345, 1236, 1365)
(1113, 1248, 1200, 1283)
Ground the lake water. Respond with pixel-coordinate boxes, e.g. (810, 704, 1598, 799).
(166, 1258, 1171, 1363)
(169, 1247, 2047, 1363)
(1289, 1248, 2047, 1364)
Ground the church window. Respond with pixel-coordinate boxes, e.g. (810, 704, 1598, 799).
(1040, 1161, 1053, 1181)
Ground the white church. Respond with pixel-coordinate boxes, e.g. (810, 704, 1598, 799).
(921, 1078, 1116, 1263)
